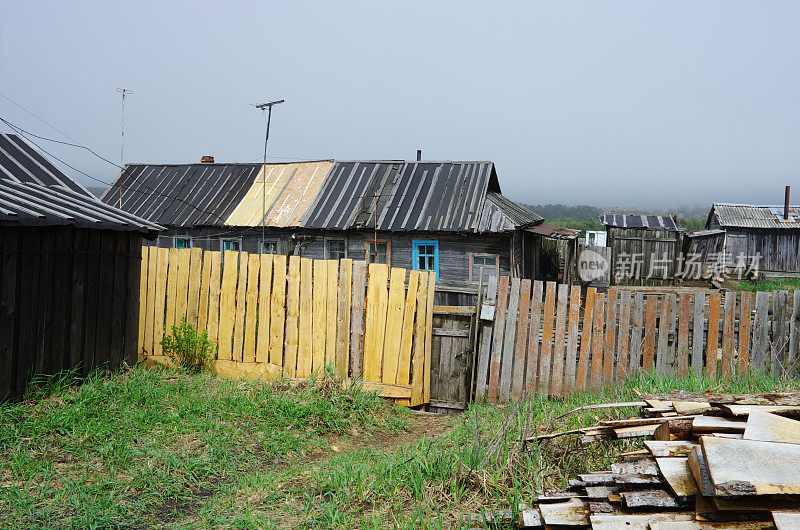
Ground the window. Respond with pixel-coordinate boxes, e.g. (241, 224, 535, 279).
(173, 236, 192, 249)
(261, 239, 279, 254)
(587, 232, 595, 245)
(366, 239, 390, 265)
(470, 253, 499, 284)
(412, 240, 439, 280)
(325, 238, 347, 260)
(221, 238, 241, 252)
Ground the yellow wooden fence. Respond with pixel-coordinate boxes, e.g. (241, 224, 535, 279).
(137, 246, 435, 405)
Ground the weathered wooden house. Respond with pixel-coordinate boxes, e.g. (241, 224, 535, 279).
(0, 133, 162, 399)
(102, 159, 543, 303)
(600, 214, 681, 285)
(706, 202, 800, 275)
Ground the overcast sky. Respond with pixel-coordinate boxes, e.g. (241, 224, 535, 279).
(1, 1, 798, 209)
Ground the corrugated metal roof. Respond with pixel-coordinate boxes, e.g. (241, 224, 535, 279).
(685, 228, 725, 238)
(102, 163, 262, 227)
(225, 161, 334, 227)
(711, 203, 800, 229)
(0, 134, 162, 233)
(528, 223, 580, 239)
(600, 213, 678, 230)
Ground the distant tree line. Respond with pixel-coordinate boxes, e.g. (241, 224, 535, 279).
(524, 203, 708, 234)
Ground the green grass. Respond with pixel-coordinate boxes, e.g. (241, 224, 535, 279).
(730, 277, 800, 292)
(1, 367, 797, 528)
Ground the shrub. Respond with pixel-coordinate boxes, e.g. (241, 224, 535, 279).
(160, 319, 216, 372)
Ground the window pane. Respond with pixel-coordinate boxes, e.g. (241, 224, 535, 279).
(417, 255, 425, 269)
(426, 256, 434, 270)
(175, 238, 190, 249)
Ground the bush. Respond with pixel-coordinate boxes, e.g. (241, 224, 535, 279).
(160, 319, 216, 372)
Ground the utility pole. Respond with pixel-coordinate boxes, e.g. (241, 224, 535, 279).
(116, 88, 133, 208)
(253, 99, 284, 249)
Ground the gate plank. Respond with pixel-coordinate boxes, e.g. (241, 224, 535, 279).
(590, 297, 605, 389)
(269, 255, 287, 367)
(706, 292, 721, 377)
(642, 296, 657, 372)
(255, 254, 272, 364)
(564, 285, 582, 392)
(576, 287, 596, 390)
(475, 274, 497, 401)
(350, 260, 367, 376)
(789, 291, 800, 377)
(297, 257, 313, 377)
(186, 247, 203, 327)
(677, 294, 690, 377)
(773, 290, 788, 377)
(616, 290, 631, 380)
(397, 269, 419, 385)
(752, 291, 770, 373)
(232, 251, 249, 362)
(511, 278, 531, 400)
(488, 276, 509, 402)
(336, 258, 353, 380)
(382, 267, 407, 384)
(629, 293, 644, 375)
(312, 259, 327, 373)
(499, 277, 521, 402)
(692, 292, 705, 374)
(525, 280, 543, 393)
(138, 246, 149, 359)
(656, 294, 673, 376)
(174, 248, 191, 326)
(283, 256, 301, 376)
(198, 248, 212, 333)
(603, 289, 617, 384)
(143, 247, 157, 356)
(218, 250, 238, 361)
(165, 247, 179, 332)
(363, 263, 389, 382)
(153, 248, 170, 356)
(539, 281, 557, 395)
(410, 272, 428, 406)
(721, 291, 736, 378)
(205, 251, 221, 349)
(325, 260, 339, 365)
(738, 291, 753, 376)
(243, 253, 261, 364)
(552, 284, 569, 396)
(423, 271, 435, 405)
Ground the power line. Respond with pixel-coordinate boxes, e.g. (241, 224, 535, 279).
(0, 90, 84, 145)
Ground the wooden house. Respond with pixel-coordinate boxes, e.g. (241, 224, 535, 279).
(102, 159, 543, 303)
(707, 202, 800, 276)
(0, 134, 162, 399)
(600, 214, 681, 285)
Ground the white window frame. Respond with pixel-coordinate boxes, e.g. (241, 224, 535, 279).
(469, 253, 500, 284)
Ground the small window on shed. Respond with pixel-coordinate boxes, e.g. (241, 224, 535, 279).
(412, 240, 439, 280)
(174, 236, 192, 249)
(221, 238, 241, 252)
(470, 253, 499, 284)
(325, 238, 347, 260)
(261, 239, 279, 254)
(366, 239, 390, 266)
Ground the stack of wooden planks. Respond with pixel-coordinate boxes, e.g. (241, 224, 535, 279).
(475, 391, 800, 528)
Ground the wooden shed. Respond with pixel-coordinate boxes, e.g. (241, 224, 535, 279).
(601, 214, 681, 285)
(0, 134, 161, 400)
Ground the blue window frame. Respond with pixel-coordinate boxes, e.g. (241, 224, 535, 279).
(412, 240, 439, 280)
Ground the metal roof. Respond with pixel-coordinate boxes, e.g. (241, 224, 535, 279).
(684, 228, 725, 238)
(478, 192, 543, 232)
(225, 161, 334, 227)
(600, 213, 678, 230)
(528, 223, 580, 239)
(710, 203, 800, 229)
(102, 163, 263, 227)
(0, 134, 162, 233)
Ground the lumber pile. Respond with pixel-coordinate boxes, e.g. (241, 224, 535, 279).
(471, 391, 800, 529)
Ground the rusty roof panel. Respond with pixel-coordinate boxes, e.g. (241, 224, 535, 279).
(712, 203, 800, 229)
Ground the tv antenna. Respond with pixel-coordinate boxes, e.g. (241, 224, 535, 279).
(116, 88, 133, 207)
(252, 99, 284, 246)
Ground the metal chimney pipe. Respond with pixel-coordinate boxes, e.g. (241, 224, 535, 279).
(416, 149, 421, 161)
(785, 185, 791, 220)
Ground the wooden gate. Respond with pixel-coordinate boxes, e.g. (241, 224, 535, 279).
(428, 308, 475, 413)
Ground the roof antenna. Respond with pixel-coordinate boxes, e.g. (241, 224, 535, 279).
(252, 99, 284, 249)
(116, 88, 133, 208)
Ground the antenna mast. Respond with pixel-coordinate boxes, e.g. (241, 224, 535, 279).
(116, 88, 133, 208)
(253, 99, 284, 248)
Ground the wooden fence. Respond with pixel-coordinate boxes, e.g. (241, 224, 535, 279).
(138, 247, 436, 405)
(476, 276, 800, 403)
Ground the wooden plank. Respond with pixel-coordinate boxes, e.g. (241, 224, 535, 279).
(525, 279, 544, 393)
(692, 416, 746, 433)
(144, 247, 158, 356)
(603, 289, 617, 384)
(656, 457, 698, 496)
(269, 254, 287, 367)
(410, 272, 428, 406)
(511, 279, 531, 400)
(615, 290, 631, 380)
(590, 296, 605, 389)
(621, 490, 686, 509)
(590, 514, 694, 530)
(255, 254, 272, 364)
(475, 274, 498, 400)
(186, 247, 203, 327)
(539, 281, 557, 395)
(423, 271, 435, 405)
(217, 250, 238, 360)
(382, 267, 407, 384)
(743, 410, 800, 444)
(325, 260, 338, 365)
(432, 306, 475, 314)
(284, 255, 301, 377)
(773, 290, 788, 377)
(537, 497, 589, 527)
(349, 260, 367, 377)
(488, 276, 509, 402)
(642, 296, 657, 372)
(363, 263, 389, 383)
(614, 424, 660, 438)
(232, 251, 249, 362)
(629, 292, 645, 375)
(311, 259, 327, 373)
(205, 251, 222, 349)
(335, 258, 353, 380)
(789, 291, 800, 377)
(676, 294, 690, 377)
(752, 291, 770, 373)
(576, 287, 596, 390)
(174, 248, 191, 325)
(721, 291, 736, 378)
(774, 511, 800, 530)
(656, 294, 673, 376)
(738, 291, 753, 376)
(563, 285, 582, 392)
(644, 440, 699, 457)
(551, 283, 569, 396)
(164, 247, 179, 332)
(198, 248, 212, 332)
(153, 248, 170, 357)
(499, 277, 521, 402)
(137, 246, 149, 359)
(701, 435, 800, 495)
(297, 257, 313, 378)
(706, 292, 721, 377)
(242, 253, 260, 364)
